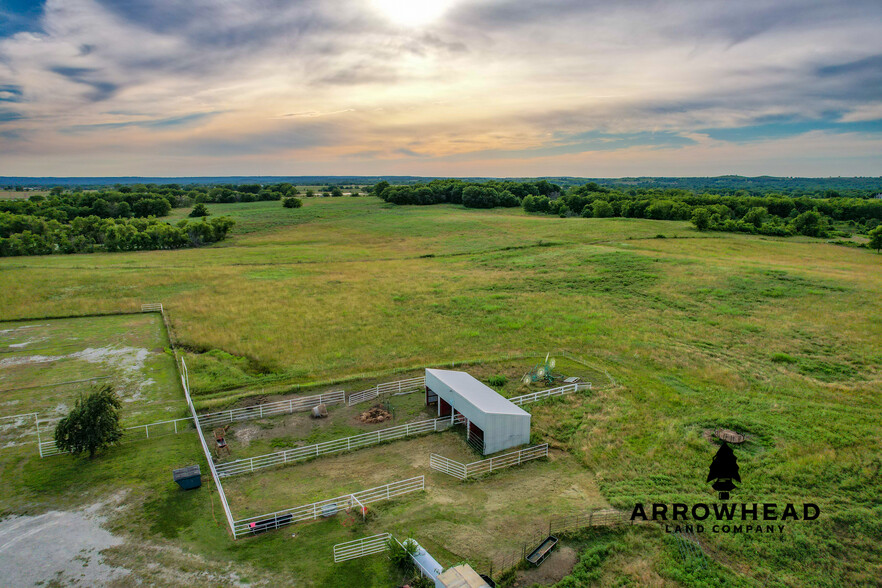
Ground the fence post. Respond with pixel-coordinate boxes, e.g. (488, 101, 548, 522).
(174, 420, 178, 434)
(289, 399, 294, 413)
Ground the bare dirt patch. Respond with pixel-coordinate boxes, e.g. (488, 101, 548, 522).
(513, 545, 579, 587)
(0, 504, 129, 586)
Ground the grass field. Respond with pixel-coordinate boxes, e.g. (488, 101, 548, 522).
(0, 196, 880, 586)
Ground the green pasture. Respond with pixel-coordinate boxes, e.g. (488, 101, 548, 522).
(0, 197, 879, 586)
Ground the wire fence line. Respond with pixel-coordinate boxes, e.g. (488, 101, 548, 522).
(333, 533, 391, 563)
(429, 444, 548, 481)
(216, 414, 467, 478)
(347, 376, 426, 406)
(232, 476, 425, 537)
(198, 390, 345, 428)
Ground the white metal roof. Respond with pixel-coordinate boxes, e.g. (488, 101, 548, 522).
(426, 369, 529, 417)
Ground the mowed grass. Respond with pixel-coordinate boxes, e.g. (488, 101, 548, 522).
(0, 197, 880, 586)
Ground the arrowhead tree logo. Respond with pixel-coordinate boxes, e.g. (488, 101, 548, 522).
(706, 442, 740, 500)
(629, 437, 821, 534)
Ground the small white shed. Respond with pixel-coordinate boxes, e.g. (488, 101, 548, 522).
(425, 368, 531, 455)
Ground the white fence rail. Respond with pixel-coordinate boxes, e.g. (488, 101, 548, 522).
(199, 390, 345, 429)
(333, 533, 391, 563)
(348, 376, 425, 406)
(233, 476, 424, 537)
(429, 453, 467, 479)
(509, 382, 590, 407)
(216, 414, 465, 478)
(181, 358, 238, 538)
(141, 303, 163, 312)
(430, 444, 549, 480)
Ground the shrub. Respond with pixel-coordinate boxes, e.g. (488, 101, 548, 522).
(189, 203, 210, 217)
(592, 200, 614, 218)
(282, 197, 303, 209)
(388, 537, 418, 575)
(488, 374, 507, 387)
(691, 207, 711, 231)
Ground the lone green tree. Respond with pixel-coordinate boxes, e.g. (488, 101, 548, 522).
(869, 225, 882, 252)
(55, 384, 124, 457)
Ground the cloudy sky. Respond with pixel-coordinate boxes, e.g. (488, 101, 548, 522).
(1, 0, 881, 177)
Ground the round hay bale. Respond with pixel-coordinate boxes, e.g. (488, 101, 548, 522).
(714, 429, 746, 444)
(311, 404, 329, 419)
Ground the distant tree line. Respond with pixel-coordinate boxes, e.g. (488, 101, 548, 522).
(373, 179, 882, 241)
(373, 178, 562, 207)
(0, 213, 234, 256)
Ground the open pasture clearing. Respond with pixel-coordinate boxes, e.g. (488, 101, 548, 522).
(0, 197, 880, 586)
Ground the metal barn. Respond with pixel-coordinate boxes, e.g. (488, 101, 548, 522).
(425, 368, 531, 455)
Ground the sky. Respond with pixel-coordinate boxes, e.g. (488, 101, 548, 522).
(0, 0, 881, 177)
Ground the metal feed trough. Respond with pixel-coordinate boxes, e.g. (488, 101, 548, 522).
(526, 535, 559, 566)
(249, 513, 294, 535)
(172, 465, 202, 490)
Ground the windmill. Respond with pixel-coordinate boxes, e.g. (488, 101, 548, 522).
(522, 353, 558, 386)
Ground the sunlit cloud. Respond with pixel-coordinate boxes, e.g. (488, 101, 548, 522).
(0, 0, 880, 176)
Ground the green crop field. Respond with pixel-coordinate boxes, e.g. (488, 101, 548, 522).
(0, 196, 880, 587)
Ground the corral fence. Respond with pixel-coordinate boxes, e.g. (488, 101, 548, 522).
(198, 390, 345, 428)
(35, 413, 196, 457)
(509, 382, 591, 407)
(233, 476, 425, 538)
(141, 303, 163, 312)
(181, 358, 238, 538)
(348, 376, 425, 406)
(333, 533, 391, 563)
(216, 414, 466, 478)
(429, 444, 548, 481)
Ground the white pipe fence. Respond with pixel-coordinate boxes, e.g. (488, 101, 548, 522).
(348, 376, 425, 406)
(333, 533, 391, 562)
(216, 414, 466, 477)
(141, 303, 163, 312)
(181, 358, 238, 538)
(198, 390, 345, 429)
(233, 476, 424, 537)
(430, 444, 549, 481)
(509, 382, 590, 407)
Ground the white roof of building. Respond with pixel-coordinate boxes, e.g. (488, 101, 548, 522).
(426, 369, 529, 417)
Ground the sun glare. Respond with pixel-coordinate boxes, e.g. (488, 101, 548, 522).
(372, 0, 452, 27)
